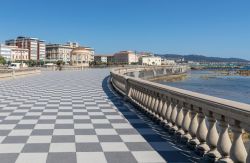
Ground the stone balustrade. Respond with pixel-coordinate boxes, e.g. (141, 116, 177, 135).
(0, 68, 41, 79)
(110, 66, 250, 163)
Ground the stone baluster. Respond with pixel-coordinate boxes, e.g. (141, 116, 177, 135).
(136, 89, 142, 106)
(137, 89, 142, 104)
(137, 89, 142, 102)
(169, 99, 178, 134)
(142, 91, 147, 109)
(142, 90, 147, 104)
(175, 102, 184, 138)
(150, 93, 156, 109)
(152, 95, 160, 119)
(160, 97, 168, 121)
(133, 88, 137, 101)
(195, 108, 209, 156)
(142, 90, 149, 111)
(156, 96, 163, 120)
(132, 87, 136, 100)
(131, 88, 136, 101)
(148, 92, 155, 115)
(139, 89, 145, 104)
(229, 120, 247, 163)
(216, 115, 232, 163)
(160, 98, 169, 127)
(247, 148, 250, 163)
(181, 103, 192, 143)
(188, 106, 199, 149)
(164, 99, 173, 129)
(149, 93, 156, 116)
(146, 92, 152, 112)
(133, 87, 137, 98)
(135, 89, 139, 102)
(140, 90, 144, 105)
(246, 127, 250, 163)
(203, 111, 221, 162)
(130, 87, 135, 99)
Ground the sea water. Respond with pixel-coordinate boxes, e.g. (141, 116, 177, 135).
(157, 70, 250, 104)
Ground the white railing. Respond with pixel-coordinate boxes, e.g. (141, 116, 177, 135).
(42, 65, 88, 71)
(0, 68, 41, 79)
(110, 66, 250, 163)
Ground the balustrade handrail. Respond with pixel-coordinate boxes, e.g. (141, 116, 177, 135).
(128, 77, 250, 114)
(0, 67, 40, 73)
(0, 68, 40, 79)
(110, 65, 250, 163)
(111, 66, 250, 112)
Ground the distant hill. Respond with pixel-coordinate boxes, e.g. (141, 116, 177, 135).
(155, 54, 249, 62)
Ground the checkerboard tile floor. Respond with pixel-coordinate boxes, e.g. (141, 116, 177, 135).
(0, 69, 199, 163)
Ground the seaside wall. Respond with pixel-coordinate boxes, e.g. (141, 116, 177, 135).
(110, 65, 250, 163)
(124, 65, 189, 80)
(0, 68, 41, 79)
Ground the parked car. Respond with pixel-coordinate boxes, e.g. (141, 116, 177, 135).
(8, 63, 28, 69)
(8, 63, 21, 69)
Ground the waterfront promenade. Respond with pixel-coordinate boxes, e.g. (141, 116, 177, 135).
(0, 69, 198, 163)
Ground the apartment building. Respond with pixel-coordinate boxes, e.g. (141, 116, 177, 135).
(0, 44, 12, 61)
(38, 40, 46, 61)
(46, 43, 94, 64)
(161, 58, 176, 65)
(10, 46, 29, 61)
(5, 36, 45, 61)
(113, 51, 138, 64)
(95, 54, 113, 63)
(0, 44, 29, 62)
(139, 56, 162, 66)
(46, 42, 79, 63)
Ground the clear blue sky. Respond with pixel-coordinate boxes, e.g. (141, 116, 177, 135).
(0, 0, 250, 59)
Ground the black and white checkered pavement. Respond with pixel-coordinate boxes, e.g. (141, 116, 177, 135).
(0, 69, 197, 163)
(0, 69, 198, 163)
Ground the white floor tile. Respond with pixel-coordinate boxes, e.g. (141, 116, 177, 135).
(49, 143, 76, 152)
(91, 119, 109, 124)
(34, 124, 55, 129)
(75, 135, 99, 143)
(16, 153, 48, 163)
(95, 129, 118, 135)
(132, 151, 166, 163)
(74, 124, 94, 129)
(112, 123, 133, 129)
(101, 142, 129, 152)
(77, 152, 107, 163)
(120, 135, 146, 142)
(8, 129, 32, 136)
(0, 144, 24, 153)
(53, 129, 74, 135)
(27, 136, 52, 143)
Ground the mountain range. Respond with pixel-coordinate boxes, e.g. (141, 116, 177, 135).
(155, 54, 249, 62)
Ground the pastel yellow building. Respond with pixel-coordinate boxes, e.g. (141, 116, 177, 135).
(70, 47, 94, 66)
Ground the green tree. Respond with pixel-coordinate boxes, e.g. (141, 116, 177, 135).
(26, 60, 36, 67)
(56, 60, 64, 70)
(39, 60, 45, 66)
(0, 56, 6, 65)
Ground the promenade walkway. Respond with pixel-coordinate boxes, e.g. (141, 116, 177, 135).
(0, 69, 199, 163)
